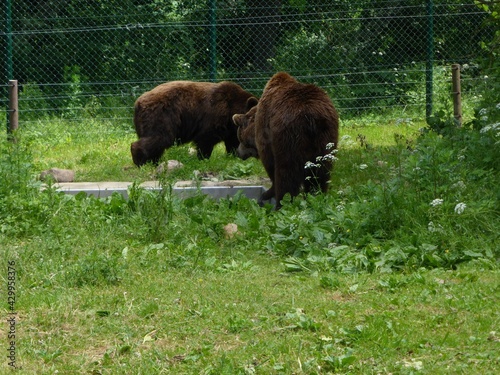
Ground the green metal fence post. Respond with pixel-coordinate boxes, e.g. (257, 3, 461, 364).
(426, 0, 434, 121)
(209, 0, 217, 82)
(5, 0, 13, 80)
(4, 0, 14, 134)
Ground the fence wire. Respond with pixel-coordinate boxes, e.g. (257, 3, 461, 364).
(0, 0, 495, 131)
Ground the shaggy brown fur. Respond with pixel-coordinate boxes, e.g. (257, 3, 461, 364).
(131, 81, 255, 166)
(232, 72, 339, 209)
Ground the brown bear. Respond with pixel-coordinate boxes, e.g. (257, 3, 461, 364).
(232, 72, 339, 209)
(131, 80, 256, 166)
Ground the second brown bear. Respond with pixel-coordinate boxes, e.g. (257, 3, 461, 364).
(131, 80, 255, 166)
(232, 72, 339, 209)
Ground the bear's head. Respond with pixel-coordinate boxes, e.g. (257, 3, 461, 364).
(131, 142, 149, 167)
(232, 97, 259, 160)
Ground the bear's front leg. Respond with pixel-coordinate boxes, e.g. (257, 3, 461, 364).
(196, 145, 214, 160)
(194, 134, 219, 160)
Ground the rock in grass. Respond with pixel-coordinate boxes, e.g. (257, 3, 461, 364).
(155, 160, 184, 175)
(40, 168, 75, 182)
(223, 223, 239, 239)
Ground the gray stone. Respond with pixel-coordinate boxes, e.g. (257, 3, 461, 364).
(40, 168, 75, 183)
(156, 160, 184, 175)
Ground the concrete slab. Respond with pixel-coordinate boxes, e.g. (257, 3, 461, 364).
(54, 181, 269, 201)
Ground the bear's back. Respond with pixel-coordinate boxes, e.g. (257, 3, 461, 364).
(136, 81, 216, 110)
(259, 79, 337, 133)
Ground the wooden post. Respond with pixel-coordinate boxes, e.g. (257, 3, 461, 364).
(451, 64, 462, 127)
(8, 79, 18, 142)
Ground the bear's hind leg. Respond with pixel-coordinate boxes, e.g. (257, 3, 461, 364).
(258, 185, 275, 206)
(258, 153, 276, 205)
(273, 163, 303, 210)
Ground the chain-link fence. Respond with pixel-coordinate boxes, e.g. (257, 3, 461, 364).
(0, 0, 495, 132)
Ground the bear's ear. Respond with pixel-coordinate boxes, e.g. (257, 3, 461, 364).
(246, 97, 259, 111)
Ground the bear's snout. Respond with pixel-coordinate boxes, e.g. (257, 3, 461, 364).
(237, 144, 258, 160)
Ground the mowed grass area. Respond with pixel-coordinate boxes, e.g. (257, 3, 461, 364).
(1, 113, 499, 373)
(1, 251, 499, 374)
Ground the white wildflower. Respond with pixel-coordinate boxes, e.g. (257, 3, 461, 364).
(403, 359, 423, 371)
(304, 161, 319, 169)
(428, 221, 444, 233)
(430, 198, 443, 207)
(339, 135, 356, 147)
(481, 122, 500, 134)
(451, 180, 466, 190)
(322, 154, 338, 162)
(454, 202, 466, 215)
(480, 125, 492, 134)
(428, 221, 436, 232)
(359, 164, 368, 170)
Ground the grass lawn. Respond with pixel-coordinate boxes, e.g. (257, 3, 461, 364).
(24, 115, 422, 183)
(2, 248, 499, 374)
